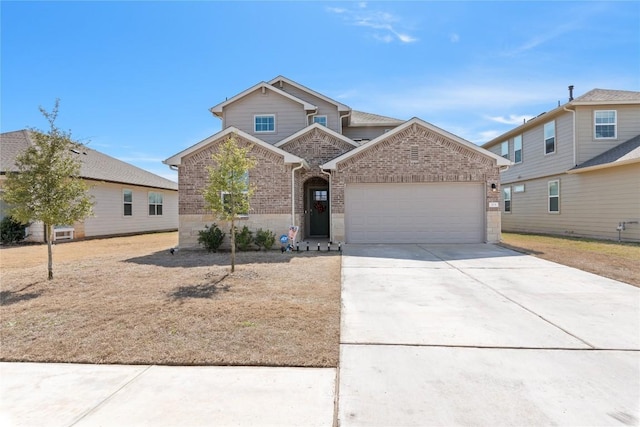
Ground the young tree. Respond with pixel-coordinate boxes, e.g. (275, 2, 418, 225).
(202, 134, 256, 272)
(3, 100, 93, 280)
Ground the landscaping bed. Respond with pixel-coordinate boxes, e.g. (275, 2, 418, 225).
(0, 232, 342, 367)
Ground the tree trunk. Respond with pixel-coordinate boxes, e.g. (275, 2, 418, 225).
(230, 220, 236, 273)
(46, 224, 54, 280)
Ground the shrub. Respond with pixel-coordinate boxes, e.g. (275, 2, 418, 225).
(197, 224, 225, 252)
(254, 228, 276, 251)
(234, 225, 254, 251)
(0, 216, 27, 245)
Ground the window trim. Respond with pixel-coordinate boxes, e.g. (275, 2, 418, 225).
(548, 180, 560, 214)
(313, 115, 328, 127)
(513, 134, 522, 164)
(254, 114, 276, 133)
(148, 191, 163, 216)
(594, 110, 617, 139)
(500, 141, 509, 159)
(544, 121, 556, 155)
(123, 189, 133, 217)
(503, 186, 512, 213)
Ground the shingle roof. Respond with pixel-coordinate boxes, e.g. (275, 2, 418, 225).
(1, 130, 178, 191)
(349, 110, 405, 127)
(573, 89, 640, 103)
(571, 134, 640, 172)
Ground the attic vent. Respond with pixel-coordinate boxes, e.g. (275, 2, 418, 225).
(410, 145, 419, 162)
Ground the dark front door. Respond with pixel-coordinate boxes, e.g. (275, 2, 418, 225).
(309, 188, 329, 237)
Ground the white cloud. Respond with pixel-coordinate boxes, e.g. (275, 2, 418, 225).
(449, 33, 460, 43)
(487, 114, 533, 125)
(327, 4, 418, 44)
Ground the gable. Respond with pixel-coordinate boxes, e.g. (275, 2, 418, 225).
(323, 118, 510, 170)
(210, 82, 316, 117)
(276, 124, 358, 167)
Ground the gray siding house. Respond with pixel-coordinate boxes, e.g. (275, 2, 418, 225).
(1, 130, 178, 242)
(483, 88, 640, 242)
(165, 76, 510, 248)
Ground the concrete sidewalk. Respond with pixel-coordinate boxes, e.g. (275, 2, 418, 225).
(337, 244, 640, 426)
(0, 363, 336, 427)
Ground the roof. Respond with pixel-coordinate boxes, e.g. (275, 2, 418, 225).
(209, 82, 317, 117)
(268, 76, 350, 112)
(483, 88, 640, 149)
(164, 126, 307, 167)
(569, 134, 640, 173)
(348, 110, 405, 127)
(274, 123, 360, 149)
(1, 130, 178, 191)
(322, 117, 512, 169)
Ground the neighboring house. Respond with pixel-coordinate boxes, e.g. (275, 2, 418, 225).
(165, 76, 510, 247)
(482, 88, 640, 242)
(1, 130, 178, 242)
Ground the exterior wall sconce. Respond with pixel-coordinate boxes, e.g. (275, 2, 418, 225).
(491, 183, 498, 192)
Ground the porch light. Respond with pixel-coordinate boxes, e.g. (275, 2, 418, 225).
(491, 183, 498, 192)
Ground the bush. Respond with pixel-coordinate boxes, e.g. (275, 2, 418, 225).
(234, 225, 254, 251)
(254, 228, 276, 251)
(0, 216, 27, 245)
(197, 224, 225, 252)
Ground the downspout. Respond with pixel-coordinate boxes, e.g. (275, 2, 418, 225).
(320, 167, 333, 242)
(307, 108, 318, 126)
(563, 106, 576, 166)
(291, 163, 305, 226)
(339, 111, 351, 134)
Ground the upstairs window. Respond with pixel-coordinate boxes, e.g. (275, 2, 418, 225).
(503, 187, 511, 213)
(514, 135, 522, 164)
(123, 189, 133, 216)
(548, 180, 559, 213)
(148, 192, 163, 216)
(544, 121, 555, 155)
(500, 141, 509, 159)
(594, 110, 617, 139)
(313, 116, 327, 127)
(254, 115, 275, 133)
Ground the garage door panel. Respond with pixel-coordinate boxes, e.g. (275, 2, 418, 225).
(345, 183, 484, 244)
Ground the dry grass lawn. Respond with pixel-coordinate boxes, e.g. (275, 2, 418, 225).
(0, 232, 342, 367)
(500, 232, 640, 287)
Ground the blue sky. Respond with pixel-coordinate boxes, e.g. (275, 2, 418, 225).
(2, 1, 639, 182)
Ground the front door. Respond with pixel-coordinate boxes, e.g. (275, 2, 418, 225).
(309, 188, 329, 237)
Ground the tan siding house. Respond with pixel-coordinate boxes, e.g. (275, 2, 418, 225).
(166, 76, 510, 248)
(1, 130, 178, 242)
(484, 88, 640, 242)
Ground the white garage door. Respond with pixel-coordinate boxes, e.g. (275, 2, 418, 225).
(345, 183, 484, 244)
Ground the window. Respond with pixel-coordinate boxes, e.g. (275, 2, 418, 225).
(514, 135, 522, 163)
(221, 192, 249, 217)
(500, 141, 509, 159)
(544, 121, 555, 154)
(548, 180, 559, 213)
(254, 115, 275, 133)
(123, 189, 133, 216)
(314, 190, 327, 201)
(503, 187, 511, 213)
(148, 192, 163, 216)
(514, 184, 525, 193)
(313, 116, 327, 126)
(594, 110, 617, 139)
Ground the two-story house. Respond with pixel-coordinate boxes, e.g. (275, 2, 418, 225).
(483, 88, 640, 242)
(164, 76, 510, 248)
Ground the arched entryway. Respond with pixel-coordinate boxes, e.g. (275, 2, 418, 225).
(303, 177, 330, 238)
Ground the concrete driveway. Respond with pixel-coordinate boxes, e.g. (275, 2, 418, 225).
(338, 244, 640, 426)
